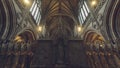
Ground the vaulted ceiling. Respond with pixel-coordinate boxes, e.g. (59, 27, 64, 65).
(40, 0, 80, 39)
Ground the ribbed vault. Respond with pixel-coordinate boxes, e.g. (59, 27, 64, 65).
(41, 0, 80, 39)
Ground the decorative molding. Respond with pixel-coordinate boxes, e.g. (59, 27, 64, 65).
(94, 0, 107, 13)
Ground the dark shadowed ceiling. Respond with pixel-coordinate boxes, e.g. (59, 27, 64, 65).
(40, 0, 80, 39)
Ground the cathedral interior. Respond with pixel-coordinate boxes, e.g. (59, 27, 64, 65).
(0, 0, 120, 68)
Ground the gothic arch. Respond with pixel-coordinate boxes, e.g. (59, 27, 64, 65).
(83, 30, 105, 45)
(0, 0, 17, 40)
(15, 29, 37, 43)
(105, 0, 120, 43)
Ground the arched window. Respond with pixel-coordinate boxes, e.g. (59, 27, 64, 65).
(78, 1, 90, 24)
(30, 0, 41, 24)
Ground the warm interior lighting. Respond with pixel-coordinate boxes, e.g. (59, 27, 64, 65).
(100, 44, 103, 47)
(91, 0, 97, 6)
(78, 26, 82, 32)
(23, 0, 30, 5)
(38, 26, 42, 32)
(14, 36, 23, 42)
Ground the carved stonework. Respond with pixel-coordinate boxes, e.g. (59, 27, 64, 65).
(95, 0, 107, 13)
(97, 14, 103, 29)
(91, 13, 104, 30)
(92, 21, 97, 29)
(17, 13, 22, 24)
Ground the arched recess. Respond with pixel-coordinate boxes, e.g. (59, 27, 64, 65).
(105, 0, 120, 43)
(14, 29, 37, 43)
(0, 0, 17, 40)
(84, 30, 105, 46)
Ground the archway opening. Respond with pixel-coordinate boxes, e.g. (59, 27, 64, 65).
(14, 30, 36, 43)
(84, 31, 105, 47)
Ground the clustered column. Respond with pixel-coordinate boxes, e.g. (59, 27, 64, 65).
(85, 42, 120, 68)
(0, 40, 33, 68)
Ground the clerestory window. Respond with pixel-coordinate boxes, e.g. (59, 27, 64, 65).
(78, 1, 90, 24)
(30, 0, 41, 24)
